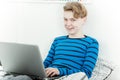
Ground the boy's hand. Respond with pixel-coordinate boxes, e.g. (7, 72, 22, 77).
(45, 67, 60, 77)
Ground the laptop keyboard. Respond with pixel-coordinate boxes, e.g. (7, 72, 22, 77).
(0, 66, 65, 80)
(32, 76, 60, 80)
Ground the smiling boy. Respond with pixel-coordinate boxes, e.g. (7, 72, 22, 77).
(44, 2, 99, 79)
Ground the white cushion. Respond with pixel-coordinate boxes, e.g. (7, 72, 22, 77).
(90, 58, 114, 80)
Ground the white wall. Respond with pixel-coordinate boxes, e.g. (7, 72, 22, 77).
(0, 0, 120, 79)
(0, 0, 18, 42)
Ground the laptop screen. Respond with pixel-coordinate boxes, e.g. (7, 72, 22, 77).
(0, 42, 46, 78)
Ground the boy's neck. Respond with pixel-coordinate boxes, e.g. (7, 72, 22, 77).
(68, 33, 85, 38)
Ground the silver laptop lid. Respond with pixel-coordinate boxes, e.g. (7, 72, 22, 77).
(0, 42, 47, 78)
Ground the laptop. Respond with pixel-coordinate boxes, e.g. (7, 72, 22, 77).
(0, 42, 49, 79)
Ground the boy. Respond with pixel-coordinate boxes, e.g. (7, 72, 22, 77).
(44, 2, 99, 79)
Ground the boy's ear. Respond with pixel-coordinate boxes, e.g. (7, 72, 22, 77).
(81, 17, 87, 25)
(82, 17, 87, 22)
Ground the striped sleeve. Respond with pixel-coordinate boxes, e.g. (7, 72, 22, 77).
(81, 40, 99, 78)
(43, 39, 56, 68)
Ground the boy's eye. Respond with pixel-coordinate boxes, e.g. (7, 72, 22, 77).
(64, 18, 67, 21)
(71, 19, 76, 21)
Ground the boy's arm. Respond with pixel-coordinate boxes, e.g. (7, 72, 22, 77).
(43, 39, 56, 68)
(81, 40, 99, 78)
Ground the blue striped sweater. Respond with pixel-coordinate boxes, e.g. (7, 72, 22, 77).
(44, 35, 99, 78)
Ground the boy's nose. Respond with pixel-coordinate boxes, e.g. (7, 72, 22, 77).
(66, 20, 72, 26)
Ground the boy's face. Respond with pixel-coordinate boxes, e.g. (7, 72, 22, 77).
(64, 11, 86, 35)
